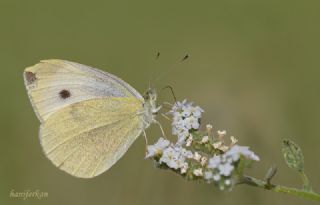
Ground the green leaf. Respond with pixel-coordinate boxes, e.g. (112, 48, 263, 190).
(282, 139, 313, 191)
(282, 139, 304, 172)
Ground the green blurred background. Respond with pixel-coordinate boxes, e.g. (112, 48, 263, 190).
(1, 0, 320, 204)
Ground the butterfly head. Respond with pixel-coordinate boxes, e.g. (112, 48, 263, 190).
(143, 88, 161, 115)
(142, 88, 162, 128)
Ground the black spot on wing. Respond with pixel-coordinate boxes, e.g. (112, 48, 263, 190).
(59, 89, 71, 99)
(25, 71, 37, 85)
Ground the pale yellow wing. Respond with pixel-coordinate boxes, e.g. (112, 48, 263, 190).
(40, 97, 144, 178)
(24, 59, 143, 123)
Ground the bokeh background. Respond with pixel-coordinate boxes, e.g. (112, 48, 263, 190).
(1, 0, 320, 204)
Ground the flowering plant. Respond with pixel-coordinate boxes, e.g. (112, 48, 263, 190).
(146, 100, 320, 201)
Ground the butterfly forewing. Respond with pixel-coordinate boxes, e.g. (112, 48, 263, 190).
(24, 59, 143, 122)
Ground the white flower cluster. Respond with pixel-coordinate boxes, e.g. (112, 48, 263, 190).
(170, 100, 204, 145)
(146, 99, 260, 191)
(146, 138, 193, 173)
(204, 145, 260, 188)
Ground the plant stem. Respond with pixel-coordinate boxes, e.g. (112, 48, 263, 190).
(238, 175, 320, 202)
(299, 171, 313, 191)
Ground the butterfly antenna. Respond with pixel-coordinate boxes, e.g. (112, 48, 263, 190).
(161, 85, 177, 103)
(153, 53, 190, 84)
(147, 51, 161, 89)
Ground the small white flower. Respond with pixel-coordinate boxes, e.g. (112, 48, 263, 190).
(185, 116, 200, 130)
(192, 106, 204, 118)
(201, 135, 209, 144)
(219, 184, 225, 191)
(176, 132, 189, 145)
(174, 146, 193, 159)
(221, 155, 227, 163)
(225, 179, 232, 186)
(193, 168, 203, 176)
(186, 135, 193, 147)
(213, 174, 221, 181)
(206, 124, 213, 136)
(213, 141, 229, 152)
(159, 147, 181, 169)
(182, 106, 192, 117)
(208, 155, 221, 169)
(181, 149, 193, 159)
(178, 127, 190, 136)
(181, 104, 204, 118)
(180, 162, 189, 174)
(171, 99, 188, 113)
(250, 153, 260, 161)
(218, 163, 234, 176)
(204, 171, 213, 180)
(217, 130, 226, 138)
(172, 111, 183, 121)
(230, 136, 238, 145)
(146, 137, 170, 158)
(194, 152, 201, 161)
(174, 126, 190, 145)
(225, 145, 260, 162)
(227, 157, 233, 164)
(200, 156, 208, 166)
(206, 124, 213, 130)
(159, 144, 197, 170)
(218, 145, 229, 152)
(213, 141, 222, 149)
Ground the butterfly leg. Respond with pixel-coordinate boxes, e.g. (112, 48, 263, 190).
(143, 130, 148, 156)
(159, 101, 173, 111)
(162, 101, 174, 106)
(154, 120, 167, 139)
(161, 113, 171, 121)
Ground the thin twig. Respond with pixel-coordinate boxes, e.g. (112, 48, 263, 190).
(238, 175, 320, 201)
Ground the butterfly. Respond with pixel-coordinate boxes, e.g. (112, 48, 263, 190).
(23, 59, 161, 178)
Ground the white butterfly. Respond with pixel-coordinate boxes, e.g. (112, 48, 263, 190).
(24, 59, 161, 178)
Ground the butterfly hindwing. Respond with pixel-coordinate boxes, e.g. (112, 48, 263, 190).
(40, 97, 144, 178)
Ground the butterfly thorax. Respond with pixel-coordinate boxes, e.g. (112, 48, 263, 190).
(142, 88, 161, 129)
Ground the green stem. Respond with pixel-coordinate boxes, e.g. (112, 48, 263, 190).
(299, 171, 313, 191)
(239, 175, 320, 202)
